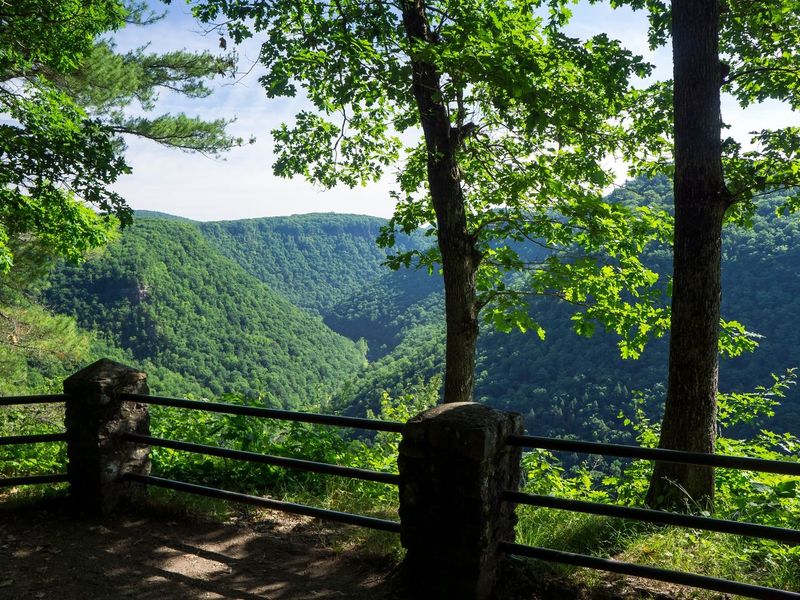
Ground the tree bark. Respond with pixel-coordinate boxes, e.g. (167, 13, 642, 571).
(401, 0, 480, 404)
(646, 0, 731, 511)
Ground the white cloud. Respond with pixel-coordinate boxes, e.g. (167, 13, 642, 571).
(110, 3, 396, 220)
(111, 1, 799, 221)
(114, 135, 396, 220)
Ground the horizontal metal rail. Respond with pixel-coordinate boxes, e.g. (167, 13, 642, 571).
(500, 542, 800, 600)
(123, 433, 399, 485)
(125, 473, 401, 533)
(0, 394, 70, 406)
(0, 474, 69, 488)
(120, 393, 404, 433)
(503, 491, 800, 546)
(0, 433, 68, 446)
(508, 434, 800, 476)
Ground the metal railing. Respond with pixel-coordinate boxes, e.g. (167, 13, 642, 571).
(1, 392, 403, 534)
(3, 390, 799, 598)
(0, 433, 68, 446)
(499, 543, 798, 599)
(121, 393, 404, 433)
(0, 473, 69, 488)
(123, 433, 400, 484)
(0, 394, 70, 406)
(0, 393, 69, 488)
(503, 434, 800, 600)
(124, 473, 401, 533)
(507, 433, 800, 476)
(118, 392, 402, 533)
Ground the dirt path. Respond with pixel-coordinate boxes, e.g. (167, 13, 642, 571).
(0, 500, 694, 600)
(0, 501, 394, 600)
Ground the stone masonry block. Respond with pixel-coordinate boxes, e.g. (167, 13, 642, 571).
(398, 402, 524, 600)
(64, 358, 151, 515)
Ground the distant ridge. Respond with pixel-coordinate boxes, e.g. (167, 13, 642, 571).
(134, 210, 196, 222)
(199, 213, 407, 314)
(206, 211, 382, 224)
(135, 210, 388, 225)
(45, 218, 367, 406)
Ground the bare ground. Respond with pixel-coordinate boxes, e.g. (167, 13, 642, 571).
(0, 499, 395, 600)
(0, 497, 707, 600)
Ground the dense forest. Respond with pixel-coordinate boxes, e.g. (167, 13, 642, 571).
(199, 214, 416, 315)
(3, 176, 791, 442)
(3, 0, 799, 596)
(339, 177, 800, 439)
(43, 219, 368, 407)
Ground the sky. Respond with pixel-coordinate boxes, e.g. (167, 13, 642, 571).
(111, 2, 800, 222)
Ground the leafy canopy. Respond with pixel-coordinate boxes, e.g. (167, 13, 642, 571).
(190, 0, 673, 357)
(611, 0, 800, 218)
(0, 1, 129, 272)
(0, 1, 241, 274)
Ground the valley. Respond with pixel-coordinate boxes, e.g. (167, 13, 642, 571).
(5, 177, 800, 442)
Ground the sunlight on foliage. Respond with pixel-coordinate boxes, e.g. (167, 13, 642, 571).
(515, 369, 800, 592)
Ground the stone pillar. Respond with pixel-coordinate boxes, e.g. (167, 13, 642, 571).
(398, 402, 524, 600)
(63, 358, 151, 515)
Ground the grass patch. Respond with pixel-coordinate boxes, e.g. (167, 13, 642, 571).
(514, 504, 800, 597)
(0, 482, 68, 510)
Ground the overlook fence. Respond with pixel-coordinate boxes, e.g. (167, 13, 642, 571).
(2, 358, 799, 600)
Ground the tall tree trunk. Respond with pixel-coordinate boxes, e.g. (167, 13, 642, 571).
(646, 0, 731, 511)
(401, 0, 480, 404)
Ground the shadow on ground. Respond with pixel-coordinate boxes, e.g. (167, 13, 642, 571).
(0, 498, 686, 600)
(0, 499, 394, 600)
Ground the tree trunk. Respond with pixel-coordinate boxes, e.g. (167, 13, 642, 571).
(646, 0, 731, 511)
(401, 1, 480, 404)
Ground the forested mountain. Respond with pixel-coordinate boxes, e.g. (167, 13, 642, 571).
(135, 210, 197, 222)
(325, 267, 444, 360)
(199, 214, 417, 315)
(330, 271, 661, 442)
(30, 178, 800, 440)
(324, 177, 800, 441)
(43, 218, 367, 407)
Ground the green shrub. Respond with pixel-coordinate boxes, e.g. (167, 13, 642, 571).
(516, 370, 800, 592)
(0, 403, 66, 477)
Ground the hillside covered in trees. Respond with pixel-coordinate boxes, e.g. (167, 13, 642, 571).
(336, 177, 800, 440)
(42, 218, 368, 407)
(198, 214, 413, 315)
(8, 177, 794, 441)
